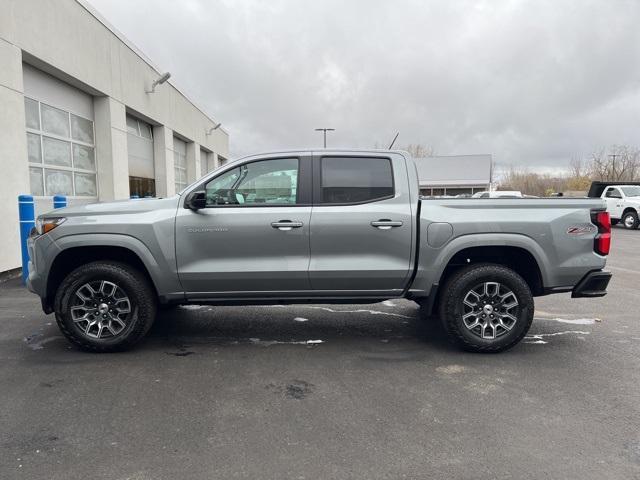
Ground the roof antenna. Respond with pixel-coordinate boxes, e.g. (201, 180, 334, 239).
(388, 132, 399, 149)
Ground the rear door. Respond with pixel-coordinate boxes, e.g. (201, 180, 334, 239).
(308, 154, 413, 295)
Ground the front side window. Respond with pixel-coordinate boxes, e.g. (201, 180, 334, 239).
(320, 157, 394, 204)
(204, 158, 298, 206)
(24, 97, 97, 197)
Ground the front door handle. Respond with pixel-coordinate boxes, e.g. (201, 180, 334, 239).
(271, 220, 303, 231)
(371, 219, 403, 230)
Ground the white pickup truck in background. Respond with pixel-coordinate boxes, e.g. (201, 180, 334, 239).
(591, 183, 640, 229)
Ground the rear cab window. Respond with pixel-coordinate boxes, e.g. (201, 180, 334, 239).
(317, 156, 394, 204)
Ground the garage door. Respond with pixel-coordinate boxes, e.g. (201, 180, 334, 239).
(126, 115, 155, 197)
(174, 137, 187, 192)
(23, 64, 96, 199)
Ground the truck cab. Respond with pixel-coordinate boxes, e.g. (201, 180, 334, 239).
(601, 185, 640, 229)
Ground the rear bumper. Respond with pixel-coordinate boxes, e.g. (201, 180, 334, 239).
(571, 270, 612, 298)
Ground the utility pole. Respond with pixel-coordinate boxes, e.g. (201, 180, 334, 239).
(315, 128, 335, 148)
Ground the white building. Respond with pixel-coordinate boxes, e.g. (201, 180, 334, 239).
(0, 0, 229, 273)
(414, 154, 492, 196)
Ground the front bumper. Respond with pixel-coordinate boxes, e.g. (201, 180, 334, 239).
(571, 270, 612, 298)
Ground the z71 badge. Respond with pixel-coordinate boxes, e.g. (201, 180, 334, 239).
(566, 224, 597, 235)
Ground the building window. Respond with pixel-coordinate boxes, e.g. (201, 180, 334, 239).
(126, 114, 155, 197)
(200, 149, 209, 178)
(173, 137, 187, 192)
(24, 97, 96, 197)
(129, 176, 156, 198)
(446, 188, 473, 196)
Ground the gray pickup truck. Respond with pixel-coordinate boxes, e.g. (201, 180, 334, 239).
(27, 150, 612, 353)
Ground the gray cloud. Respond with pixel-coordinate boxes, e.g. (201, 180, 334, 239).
(88, 0, 640, 169)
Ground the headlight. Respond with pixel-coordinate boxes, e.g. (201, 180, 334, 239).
(30, 217, 66, 237)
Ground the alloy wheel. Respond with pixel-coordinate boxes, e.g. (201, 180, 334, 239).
(461, 282, 519, 340)
(70, 280, 132, 339)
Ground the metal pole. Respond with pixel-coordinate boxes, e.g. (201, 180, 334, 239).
(315, 128, 335, 148)
(18, 194, 35, 285)
(53, 195, 67, 209)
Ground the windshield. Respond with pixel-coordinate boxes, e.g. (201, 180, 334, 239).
(621, 186, 640, 197)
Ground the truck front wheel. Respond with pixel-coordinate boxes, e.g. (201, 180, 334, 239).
(439, 264, 534, 353)
(54, 261, 157, 352)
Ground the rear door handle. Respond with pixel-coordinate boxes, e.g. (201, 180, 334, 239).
(271, 220, 303, 231)
(371, 220, 403, 230)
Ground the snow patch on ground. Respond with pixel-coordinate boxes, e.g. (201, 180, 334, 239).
(436, 365, 467, 374)
(293, 317, 309, 322)
(304, 306, 412, 319)
(535, 317, 598, 325)
(524, 330, 591, 344)
(248, 338, 324, 346)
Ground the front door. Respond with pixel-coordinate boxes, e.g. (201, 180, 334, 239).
(175, 155, 312, 298)
(308, 154, 414, 295)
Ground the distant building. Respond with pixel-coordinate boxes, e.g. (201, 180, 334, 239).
(0, 0, 229, 273)
(414, 154, 492, 196)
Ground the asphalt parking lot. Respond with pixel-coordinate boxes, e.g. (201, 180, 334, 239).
(1, 228, 639, 480)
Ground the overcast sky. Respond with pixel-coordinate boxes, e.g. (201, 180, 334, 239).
(87, 0, 640, 171)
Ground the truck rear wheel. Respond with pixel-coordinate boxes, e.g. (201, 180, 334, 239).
(622, 211, 639, 229)
(54, 261, 157, 352)
(439, 264, 534, 353)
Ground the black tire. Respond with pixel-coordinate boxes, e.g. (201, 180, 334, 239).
(621, 211, 639, 230)
(611, 219, 619, 226)
(439, 264, 534, 353)
(54, 261, 157, 352)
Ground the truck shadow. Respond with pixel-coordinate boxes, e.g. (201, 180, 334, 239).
(147, 303, 453, 352)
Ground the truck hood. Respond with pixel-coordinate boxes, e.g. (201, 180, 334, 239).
(41, 196, 181, 219)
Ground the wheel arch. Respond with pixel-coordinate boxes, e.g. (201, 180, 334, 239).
(413, 234, 548, 317)
(439, 245, 544, 297)
(46, 246, 156, 309)
(45, 234, 181, 311)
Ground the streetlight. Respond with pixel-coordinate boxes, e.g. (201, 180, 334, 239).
(315, 128, 335, 148)
(145, 72, 171, 93)
(206, 122, 222, 136)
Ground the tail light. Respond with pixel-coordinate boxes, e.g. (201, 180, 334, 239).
(591, 210, 611, 256)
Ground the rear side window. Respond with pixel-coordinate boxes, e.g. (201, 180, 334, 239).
(320, 157, 394, 204)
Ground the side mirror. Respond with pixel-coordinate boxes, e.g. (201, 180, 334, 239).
(185, 190, 207, 210)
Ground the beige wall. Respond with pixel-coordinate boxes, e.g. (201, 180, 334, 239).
(0, 0, 229, 271)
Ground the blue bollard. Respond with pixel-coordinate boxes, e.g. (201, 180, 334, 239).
(53, 195, 67, 209)
(18, 194, 35, 285)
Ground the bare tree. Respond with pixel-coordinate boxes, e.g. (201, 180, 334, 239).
(403, 144, 435, 158)
(588, 145, 640, 182)
(499, 165, 569, 197)
(566, 156, 591, 191)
